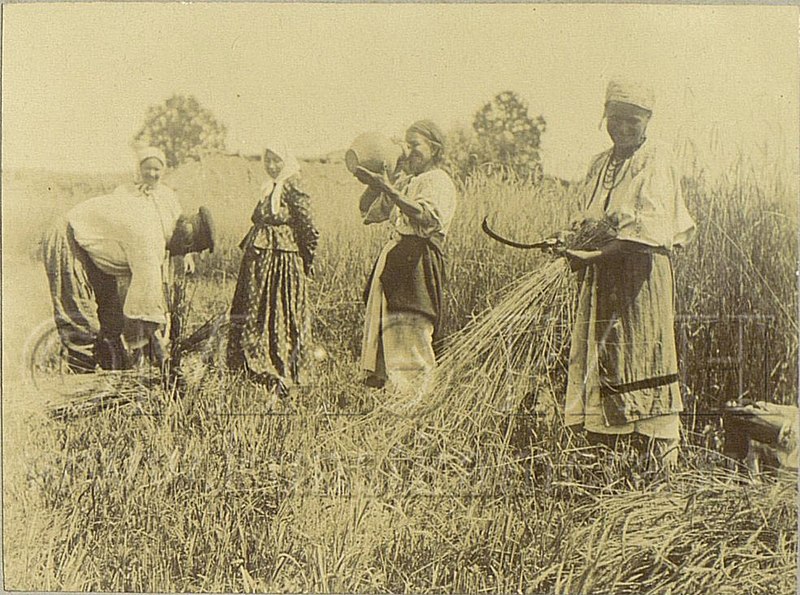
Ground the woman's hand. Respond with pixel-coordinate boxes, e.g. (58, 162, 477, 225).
(563, 240, 631, 269)
(354, 166, 392, 195)
(356, 165, 426, 220)
(563, 248, 597, 271)
(538, 233, 567, 255)
(170, 254, 196, 276)
(564, 248, 598, 262)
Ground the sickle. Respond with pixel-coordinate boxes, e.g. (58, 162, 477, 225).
(481, 217, 555, 250)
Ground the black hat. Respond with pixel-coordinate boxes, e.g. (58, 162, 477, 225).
(168, 207, 215, 256)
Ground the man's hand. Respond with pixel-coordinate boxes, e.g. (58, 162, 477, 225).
(183, 253, 196, 275)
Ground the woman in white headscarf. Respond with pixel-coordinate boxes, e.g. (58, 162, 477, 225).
(562, 80, 695, 473)
(227, 142, 319, 394)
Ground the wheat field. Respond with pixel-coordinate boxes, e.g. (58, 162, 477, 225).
(2, 150, 796, 593)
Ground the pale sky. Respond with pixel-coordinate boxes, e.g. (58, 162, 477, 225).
(3, 3, 798, 181)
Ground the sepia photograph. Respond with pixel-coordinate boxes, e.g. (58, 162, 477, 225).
(2, 3, 798, 593)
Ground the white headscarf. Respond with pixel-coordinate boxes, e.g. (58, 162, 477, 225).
(131, 145, 167, 194)
(136, 146, 167, 167)
(262, 140, 301, 215)
(604, 79, 656, 113)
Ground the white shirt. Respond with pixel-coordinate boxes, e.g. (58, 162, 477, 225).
(68, 183, 181, 324)
(583, 142, 695, 249)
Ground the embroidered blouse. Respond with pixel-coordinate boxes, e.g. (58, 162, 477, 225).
(361, 169, 457, 249)
(583, 142, 695, 250)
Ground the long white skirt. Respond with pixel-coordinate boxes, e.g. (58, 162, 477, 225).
(361, 239, 435, 395)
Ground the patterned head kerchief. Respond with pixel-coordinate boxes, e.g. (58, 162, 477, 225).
(407, 119, 446, 162)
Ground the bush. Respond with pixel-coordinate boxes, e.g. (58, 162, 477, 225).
(134, 95, 227, 169)
(446, 91, 546, 185)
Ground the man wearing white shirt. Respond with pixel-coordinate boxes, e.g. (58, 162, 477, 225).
(43, 147, 191, 370)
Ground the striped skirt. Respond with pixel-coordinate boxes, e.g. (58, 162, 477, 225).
(42, 220, 100, 370)
(227, 247, 311, 386)
(43, 221, 137, 370)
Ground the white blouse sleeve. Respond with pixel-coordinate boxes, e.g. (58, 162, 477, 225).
(120, 229, 169, 325)
(615, 148, 695, 249)
(408, 170, 457, 237)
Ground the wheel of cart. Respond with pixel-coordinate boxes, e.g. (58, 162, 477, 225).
(23, 312, 229, 420)
(23, 320, 164, 420)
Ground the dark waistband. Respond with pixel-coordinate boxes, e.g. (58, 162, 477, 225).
(395, 233, 445, 255)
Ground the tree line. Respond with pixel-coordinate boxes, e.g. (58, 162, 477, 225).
(136, 91, 547, 183)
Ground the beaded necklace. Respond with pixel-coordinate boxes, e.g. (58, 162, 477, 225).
(602, 154, 631, 191)
(599, 139, 645, 210)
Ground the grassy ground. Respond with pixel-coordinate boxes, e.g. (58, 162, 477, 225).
(2, 153, 797, 592)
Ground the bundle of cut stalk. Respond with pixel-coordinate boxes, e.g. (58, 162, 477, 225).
(531, 468, 797, 594)
(332, 219, 617, 492)
(45, 369, 163, 421)
(43, 299, 226, 421)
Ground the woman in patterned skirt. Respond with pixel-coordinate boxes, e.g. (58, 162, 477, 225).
(227, 142, 319, 394)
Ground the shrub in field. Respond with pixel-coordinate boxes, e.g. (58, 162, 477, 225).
(134, 94, 227, 169)
(675, 162, 798, 416)
(446, 91, 546, 184)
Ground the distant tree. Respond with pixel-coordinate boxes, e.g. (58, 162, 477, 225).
(471, 91, 546, 183)
(443, 127, 482, 185)
(133, 94, 227, 168)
